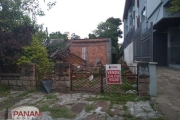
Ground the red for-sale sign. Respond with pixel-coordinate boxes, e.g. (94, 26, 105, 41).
(106, 64, 121, 84)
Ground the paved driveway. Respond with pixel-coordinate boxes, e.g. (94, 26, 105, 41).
(156, 67, 180, 120)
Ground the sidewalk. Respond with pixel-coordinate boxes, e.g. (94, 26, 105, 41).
(156, 67, 180, 120)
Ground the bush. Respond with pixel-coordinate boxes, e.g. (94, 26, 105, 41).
(17, 35, 54, 78)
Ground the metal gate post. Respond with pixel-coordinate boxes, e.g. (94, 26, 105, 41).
(137, 63, 139, 95)
(100, 65, 104, 93)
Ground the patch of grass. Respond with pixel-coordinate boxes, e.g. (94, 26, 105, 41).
(85, 93, 137, 103)
(85, 104, 94, 112)
(3, 97, 14, 109)
(120, 82, 134, 91)
(29, 98, 44, 106)
(0, 95, 14, 104)
(150, 102, 155, 111)
(123, 104, 128, 111)
(149, 116, 166, 120)
(107, 101, 114, 117)
(0, 85, 11, 97)
(39, 105, 76, 119)
(86, 92, 153, 103)
(123, 113, 142, 120)
(138, 96, 151, 101)
(5, 104, 13, 109)
(16, 89, 37, 97)
(45, 94, 57, 99)
(123, 113, 134, 118)
(89, 78, 100, 87)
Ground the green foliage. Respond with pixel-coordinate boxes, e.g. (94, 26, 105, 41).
(0, 0, 56, 20)
(0, 0, 56, 73)
(49, 31, 68, 40)
(0, 84, 11, 97)
(45, 94, 58, 99)
(85, 93, 137, 103)
(0, 0, 56, 32)
(168, 0, 180, 12)
(121, 82, 134, 91)
(88, 33, 97, 39)
(39, 105, 76, 119)
(17, 36, 54, 78)
(46, 31, 69, 54)
(71, 33, 81, 39)
(88, 17, 123, 63)
(16, 90, 37, 97)
(35, 31, 48, 44)
(85, 104, 94, 112)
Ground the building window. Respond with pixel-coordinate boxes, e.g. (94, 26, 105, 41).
(82, 47, 87, 61)
(137, 15, 140, 28)
(141, 7, 146, 21)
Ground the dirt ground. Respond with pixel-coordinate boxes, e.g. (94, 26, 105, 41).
(0, 90, 164, 120)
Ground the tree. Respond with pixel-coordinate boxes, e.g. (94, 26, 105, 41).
(88, 17, 123, 63)
(0, 0, 56, 32)
(17, 36, 53, 78)
(0, 0, 56, 72)
(168, 0, 180, 12)
(0, 26, 34, 73)
(88, 33, 97, 39)
(0, 0, 56, 21)
(71, 33, 81, 39)
(90, 17, 122, 52)
(46, 31, 68, 54)
(49, 31, 68, 40)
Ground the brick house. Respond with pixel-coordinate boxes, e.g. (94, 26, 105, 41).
(69, 38, 112, 65)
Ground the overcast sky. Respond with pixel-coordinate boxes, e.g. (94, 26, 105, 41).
(37, 0, 125, 43)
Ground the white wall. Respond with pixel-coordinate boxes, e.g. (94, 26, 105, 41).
(147, 4, 164, 28)
(124, 42, 134, 66)
(147, 0, 162, 18)
(124, 41, 137, 73)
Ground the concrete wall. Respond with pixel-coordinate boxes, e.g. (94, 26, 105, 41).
(147, 0, 162, 18)
(0, 63, 37, 90)
(70, 38, 111, 65)
(147, 4, 164, 28)
(147, 1, 180, 28)
(124, 41, 138, 74)
(124, 41, 134, 66)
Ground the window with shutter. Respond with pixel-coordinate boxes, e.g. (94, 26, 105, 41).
(82, 47, 87, 61)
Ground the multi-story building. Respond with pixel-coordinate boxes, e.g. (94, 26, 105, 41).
(121, 0, 180, 69)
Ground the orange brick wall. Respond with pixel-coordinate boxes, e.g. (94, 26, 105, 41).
(69, 39, 111, 65)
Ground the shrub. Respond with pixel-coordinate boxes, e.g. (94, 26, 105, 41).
(17, 35, 54, 78)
